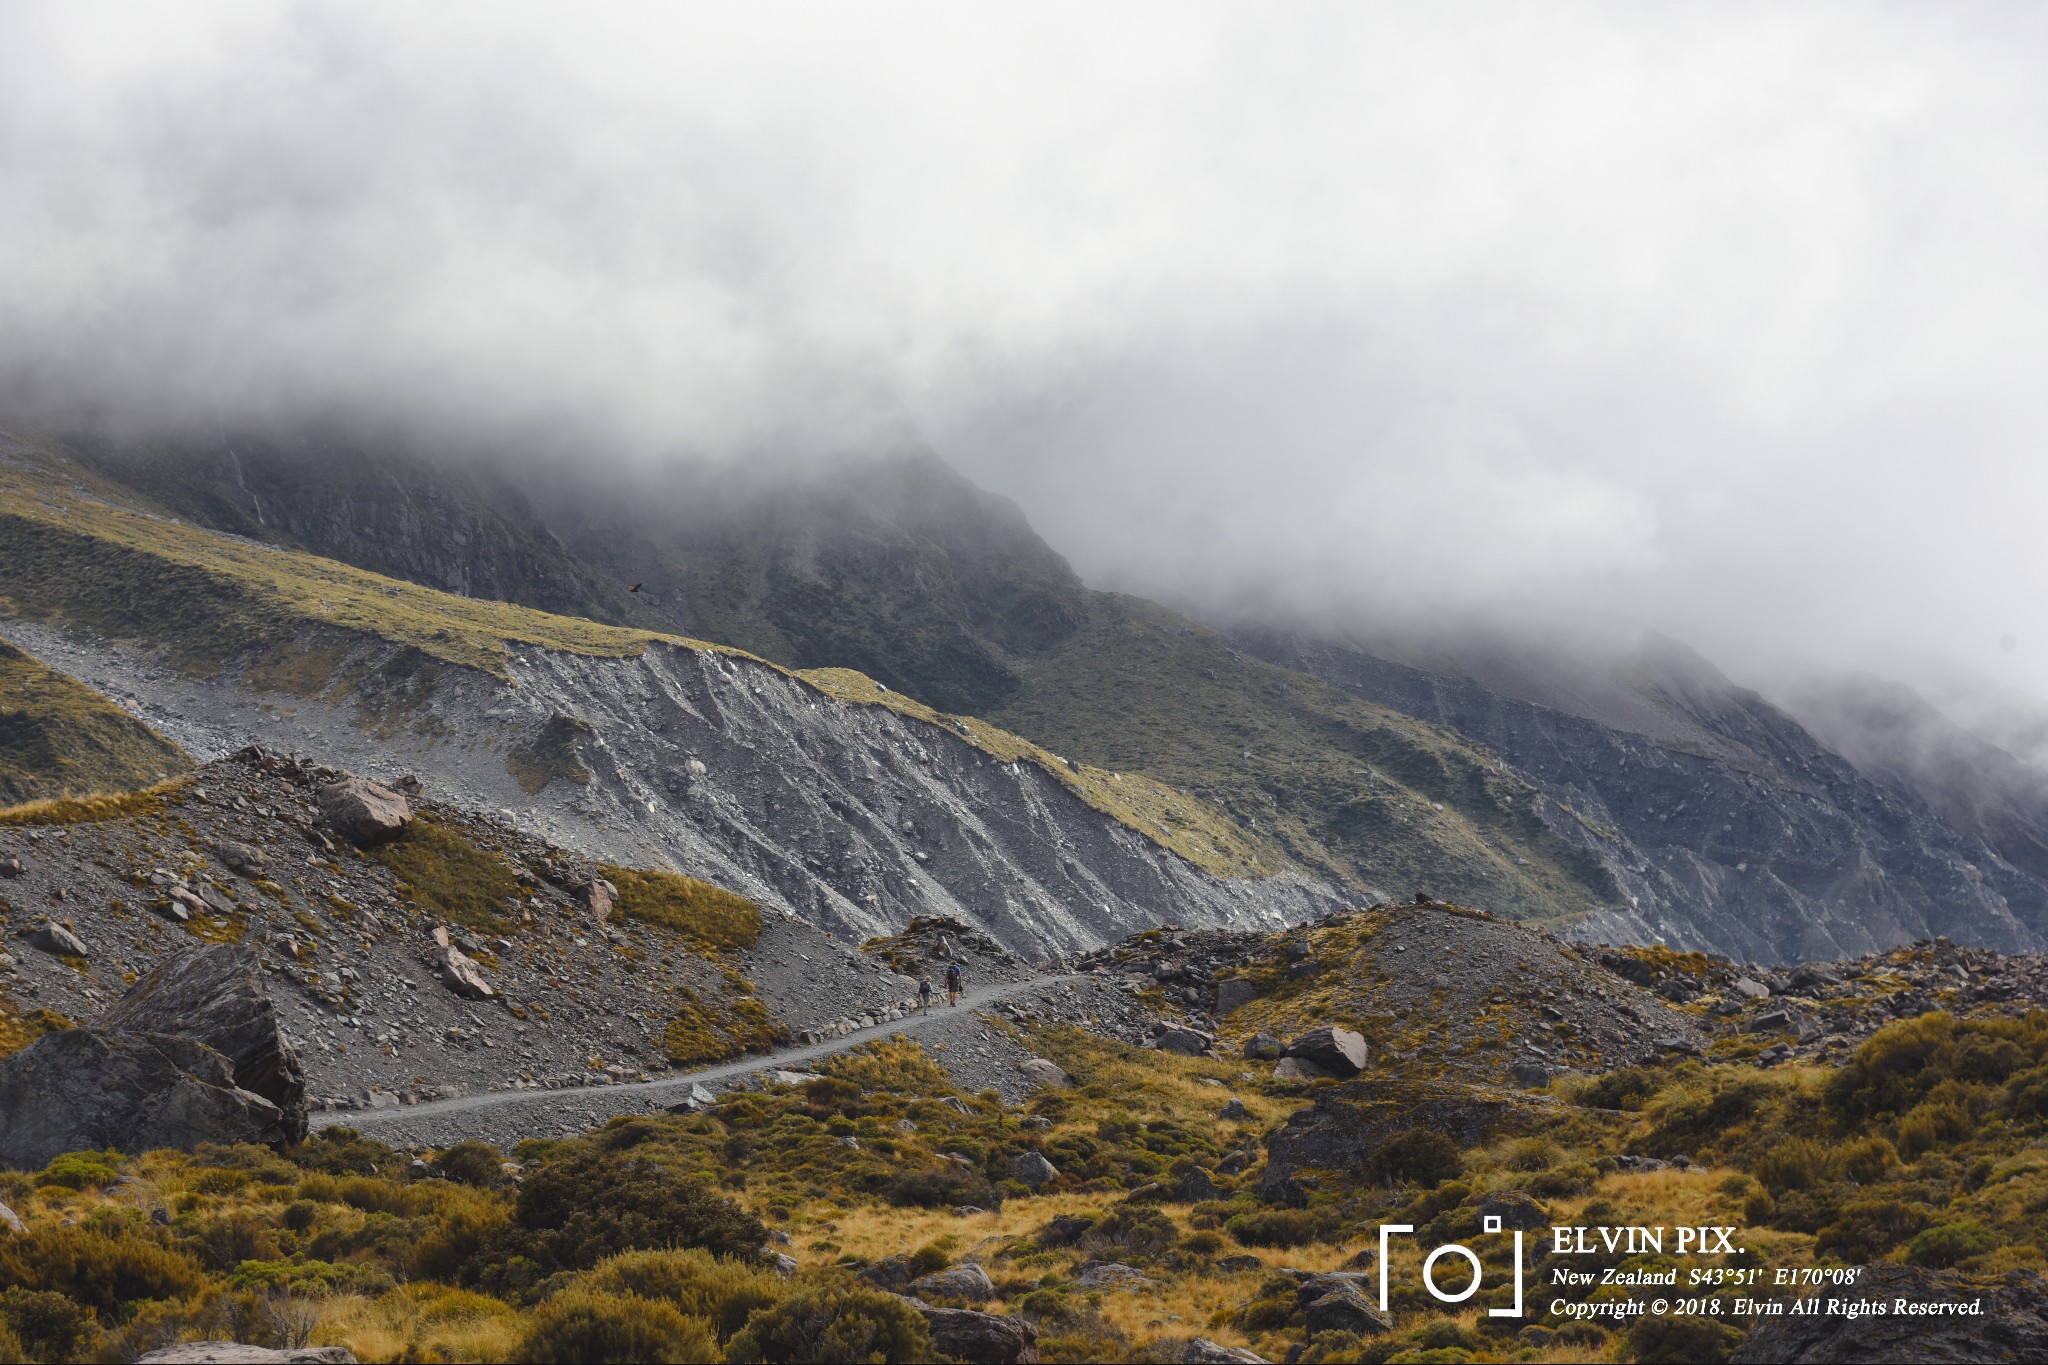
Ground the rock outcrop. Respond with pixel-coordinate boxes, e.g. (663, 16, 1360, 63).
(908, 1300, 1040, 1365)
(0, 944, 306, 1167)
(0, 1028, 289, 1170)
(136, 1346, 359, 1364)
(104, 945, 307, 1141)
(1284, 1026, 1367, 1076)
(317, 775, 413, 848)
(1259, 1079, 1544, 1205)
(1730, 1265, 2048, 1363)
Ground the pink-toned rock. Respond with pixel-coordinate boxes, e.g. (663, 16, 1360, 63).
(316, 776, 412, 848)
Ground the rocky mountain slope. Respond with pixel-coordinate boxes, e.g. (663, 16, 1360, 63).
(1233, 626, 2048, 960)
(0, 637, 191, 805)
(39, 425, 1628, 925)
(0, 441, 1335, 959)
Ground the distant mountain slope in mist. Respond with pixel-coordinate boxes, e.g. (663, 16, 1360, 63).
(1782, 671, 2048, 884)
(32, 425, 1626, 924)
(27, 419, 2048, 959)
(1232, 626, 2048, 959)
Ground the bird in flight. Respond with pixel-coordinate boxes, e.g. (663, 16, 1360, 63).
(628, 582, 643, 593)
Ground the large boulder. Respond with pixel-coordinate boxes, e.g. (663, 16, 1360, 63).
(0, 1029, 288, 1170)
(433, 945, 496, 1000)
(1730, 1265, 2048, 1363)
(909, 1301, 1040, 1365)
(316, 775, 412, 848)
(105, 945, 306, 1142)
(1302, 1280, 1389, 1337)
(1242, 1034, 1285, 1061)
(910, 1262, 997, 1303)
(25, 921, 88, 958)
(1184, 1339, 1267, 1363)
(1016, 1057, 1072, 1089)
(1284, 1026, 1367, 1076)
(1010, 1150, 1059, 1189)
(1259, 1079, 1544, 1205)
(1153, 1024, 1213, 1056)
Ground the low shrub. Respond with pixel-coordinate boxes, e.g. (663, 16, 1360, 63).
(36, 1152, 120, 1190)
(1367, 1129, 1463, 1187)
(884, 1166, 1002, 1211)
(432, 1141, 509, 1188)
(725, 1282, 934, 1364)
(1754, 1139, 1826, 1194)
(583, 1248, 785, 1342)
(494, 1151, 767, 1275)
(514, 1287, 715, 1364)
(0, 1226, 207, 1315)
(1224, 1208, 1322, 1249)
(1905, 1221, 1998, 1268)
(1814, 1199, 1927, 1262)
(0, 1286, 100, 1363)
(1627, 1312, 1744, 1364)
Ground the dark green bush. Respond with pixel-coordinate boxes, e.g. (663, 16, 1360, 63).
(289, 1126, 406, 1177)
(583, 1248, 785, 1342)
(1079, 1204, 1180, 1259)
(0, 1226, 207, 1315)
(1904, 1221, 1997, 1268)
(725, 1283, 934, 1364)
(1627, 1313, 1743, 1364)
(1572, 1065, 1663, 1111)
(884, 1165, 1001, 1211)
(35, 1152, 119, 1190)
(515, 1287, 714, 1364)
(1366, 1129, 1463, 1187)
(0, 1286, 99, 1362)
(495, 1152, 767, 1274)
(432, 1141, 508, 1187)
(1814, 1199, 1927, 1262)
(1224, 1208, 1322, 1249)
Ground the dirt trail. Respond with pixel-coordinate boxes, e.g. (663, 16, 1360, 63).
(312, 974, 1087, 1148)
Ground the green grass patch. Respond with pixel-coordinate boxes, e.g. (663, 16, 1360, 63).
(0, 639, 191, 806)
(602, 865, 763, 951)
(373, 811, 524, 933)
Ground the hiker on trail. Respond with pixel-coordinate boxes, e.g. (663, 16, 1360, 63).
(918, 975, 934, 1013)
(945, 960, 964, 1007)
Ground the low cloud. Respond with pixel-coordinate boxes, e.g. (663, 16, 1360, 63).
(6, 2, 2048, 707)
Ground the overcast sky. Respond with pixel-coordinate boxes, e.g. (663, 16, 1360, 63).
(7, 2, 2048, 708)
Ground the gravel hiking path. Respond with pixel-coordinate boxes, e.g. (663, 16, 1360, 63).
(312, 974, 1087, 1148)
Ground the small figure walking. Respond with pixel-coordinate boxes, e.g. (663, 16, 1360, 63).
(945, 960, 964, 1007)
(917, 974, 934, 1013)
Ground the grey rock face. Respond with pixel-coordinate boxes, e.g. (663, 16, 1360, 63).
(104, 944, 307, 1142)
(1241, 1033, 1284, 1060)
(1016, 1057, 1071, 1088)
(1731, 1265, 2048, 1363)
(1074, 1261, 1153, 1290)
(1183, 1338, 1267, 1363)
(1237, 626, 2048, 960)
(317, 775, 412, 848)
(910, 1300, 1040, 1365)
(25, 920, 89, 958)
(1010, 1150, 1059, 1189)
(1214, 979, 1258, 1014)
(432, 944, 496, 1000)
(1284, 1026, 1367, 1076)
(1476, 1189, 1550, 1231)
(909, 1262, 996, 1302)
(1301, 1280, 1389, 1337)
(1271, 1056, 1331, 1082)
(0, 1028, 288, 1170)
(1259, 1080, 1543, 1205)
(1219, 1097, 1247, 1120)
(1153, 1024, 1213, 1056)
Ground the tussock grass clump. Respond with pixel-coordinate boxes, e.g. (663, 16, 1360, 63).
(0, 1003, 70, 1060)
(663, 983, 784, 1067)
(372, 812, 524, 932)
(0, 638, 192, 806)
(603, 864, 764, 951)
(515, 1287, 715, 1365)
(0, 778, 185, 827)
(583, 1248, 784, 1343)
